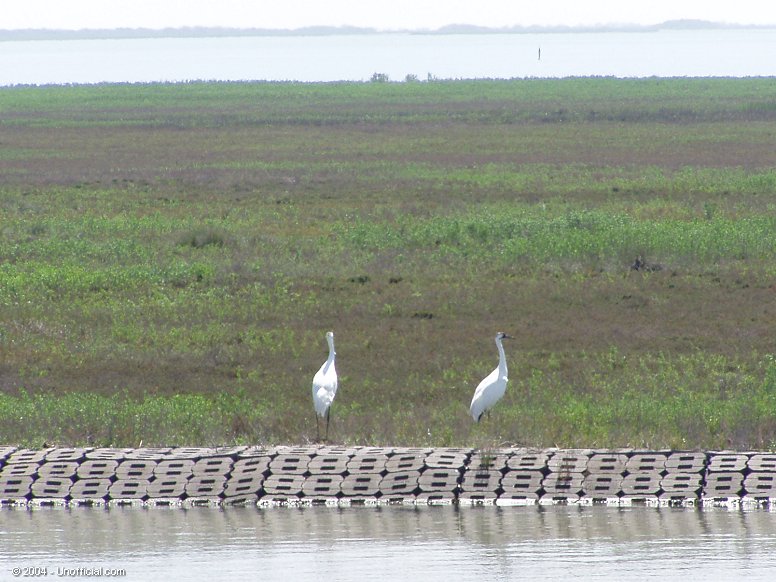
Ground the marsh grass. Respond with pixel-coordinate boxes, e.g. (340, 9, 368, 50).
(1, 78, 775, 449)
(2, 351, 774, 449)
(177, 229, 227, 249)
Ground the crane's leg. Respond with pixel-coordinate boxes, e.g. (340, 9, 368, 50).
(325, 408, 331, 442)
(315, 415, 321, 443)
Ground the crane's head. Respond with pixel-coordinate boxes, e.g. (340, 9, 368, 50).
(326, 331, 335, 352)
(496, 332, 513, 341)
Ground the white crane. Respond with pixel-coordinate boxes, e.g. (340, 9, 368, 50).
(312, 331, 338, 442)
(470, 332, 513, 422)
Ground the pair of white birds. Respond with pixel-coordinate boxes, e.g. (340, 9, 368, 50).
(312, 331, 512, 441)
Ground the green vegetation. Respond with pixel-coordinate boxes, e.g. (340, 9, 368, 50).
(1, 78, 775, 450)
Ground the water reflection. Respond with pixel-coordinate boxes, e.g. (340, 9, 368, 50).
(2, 505, 775, 581)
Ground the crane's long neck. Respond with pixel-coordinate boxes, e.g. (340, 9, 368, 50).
(496, 337, 507, 377)
(325, 337, 336, 369)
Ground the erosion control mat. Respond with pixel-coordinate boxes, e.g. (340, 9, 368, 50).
(1, 445, 774, 508)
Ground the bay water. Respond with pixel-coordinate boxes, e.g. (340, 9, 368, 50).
(2, 504, 776, 581)
(1, 29, 775, 86)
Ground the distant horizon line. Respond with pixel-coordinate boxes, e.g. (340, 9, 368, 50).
(2, 19, 775, 41)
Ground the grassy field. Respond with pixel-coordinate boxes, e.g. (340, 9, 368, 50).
(1, 78, 775, 450)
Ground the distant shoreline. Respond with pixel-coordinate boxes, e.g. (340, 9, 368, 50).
(1, 20, 774, 42)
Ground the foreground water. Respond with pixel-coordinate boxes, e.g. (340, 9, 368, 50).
(1, 29, 775, 85)
(2, 504, 775, 581)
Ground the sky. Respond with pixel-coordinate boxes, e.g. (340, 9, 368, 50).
(2, 0, 775, 30)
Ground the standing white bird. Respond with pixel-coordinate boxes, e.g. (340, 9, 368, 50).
(312, 331, 338, 442)
(470, 332, 513, 422)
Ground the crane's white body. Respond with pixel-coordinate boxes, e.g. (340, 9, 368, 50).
(470, 333, 511, 422)
(313, 331, 337, 440)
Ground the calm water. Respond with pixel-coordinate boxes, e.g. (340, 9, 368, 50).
(1, 29, 775, 86)
(2, 505, 776, 581)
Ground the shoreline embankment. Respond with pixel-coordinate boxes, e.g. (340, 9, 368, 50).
(1, 445, 774, 508)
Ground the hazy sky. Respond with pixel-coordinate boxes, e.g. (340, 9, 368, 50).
(3, 0, 775, 30)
